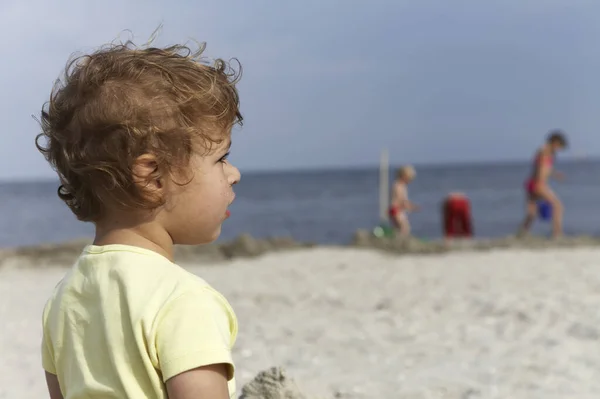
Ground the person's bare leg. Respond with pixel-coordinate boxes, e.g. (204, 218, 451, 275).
(398, 215, 411, 238)
(401, 218, 411, 237)
(393, 213, 410, 238)
(536, 186, 563, 238)
(550, 200, 563, 238)
(517, 198, 537, 236)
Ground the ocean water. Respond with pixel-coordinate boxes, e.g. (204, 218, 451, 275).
(1, 159, 600, 248)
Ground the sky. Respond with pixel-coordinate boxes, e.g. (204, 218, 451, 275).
(1, 0, 600, 180)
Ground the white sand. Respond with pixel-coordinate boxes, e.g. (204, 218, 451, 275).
(2, 247, 600, 398)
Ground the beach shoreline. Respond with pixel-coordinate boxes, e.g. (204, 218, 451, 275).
(3, 231, 600, 269)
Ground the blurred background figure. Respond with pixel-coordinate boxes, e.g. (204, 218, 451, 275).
(389, 165, 420, 237)
(518, 130, 568, 238)
(442, 192, 473, 239)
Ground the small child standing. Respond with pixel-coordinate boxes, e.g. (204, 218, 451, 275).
(389, 165, 419, 237)
(36, 37, 243, 398)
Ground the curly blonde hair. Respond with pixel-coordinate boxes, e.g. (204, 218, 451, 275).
(396, 165, 416, 180)
(35, 38, 242, 222)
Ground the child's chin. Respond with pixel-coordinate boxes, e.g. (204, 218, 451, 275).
(205, 228, 222, 244)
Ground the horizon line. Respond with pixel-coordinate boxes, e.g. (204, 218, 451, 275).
(2, 155, 597, 184)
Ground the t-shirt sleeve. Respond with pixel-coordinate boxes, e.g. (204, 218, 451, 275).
(41, 334, 56, 374)
(154, 288, 237, 383)
(41, 301, 57, 374)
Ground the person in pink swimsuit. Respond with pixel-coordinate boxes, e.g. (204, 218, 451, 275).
(517, 130, 568, 238)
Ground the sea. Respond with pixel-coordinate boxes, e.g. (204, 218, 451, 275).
(1, 159, 600, 248)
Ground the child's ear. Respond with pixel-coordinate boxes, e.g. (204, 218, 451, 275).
(132, 154, 163, 194)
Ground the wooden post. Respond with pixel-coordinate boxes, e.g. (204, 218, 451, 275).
(379, 148, 389, 222)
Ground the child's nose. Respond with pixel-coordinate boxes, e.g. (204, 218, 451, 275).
(228, 165, 241, 185)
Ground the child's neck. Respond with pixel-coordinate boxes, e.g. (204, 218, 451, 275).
(94, 218, 174, 261)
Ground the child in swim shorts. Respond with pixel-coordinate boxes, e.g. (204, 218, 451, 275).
(37, 34, 243, 399)
(389, 165, 420, 237)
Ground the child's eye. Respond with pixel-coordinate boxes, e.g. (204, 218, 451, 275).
(219, 152, 230, 163)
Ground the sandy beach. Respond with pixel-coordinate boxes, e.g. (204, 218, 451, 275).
(2, 245, 600, 398)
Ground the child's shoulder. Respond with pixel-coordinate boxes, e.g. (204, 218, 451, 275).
(43, 244, 233, 328)
(47, 244, 218, 308)
(85, 243, 215, 290)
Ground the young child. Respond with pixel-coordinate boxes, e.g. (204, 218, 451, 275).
(389, 165, 419, 237)
(36, 37, 243, 399)
(518, 130, 568, 238)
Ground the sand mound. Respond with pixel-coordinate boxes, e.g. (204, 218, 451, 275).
(240, 367, 308, 399)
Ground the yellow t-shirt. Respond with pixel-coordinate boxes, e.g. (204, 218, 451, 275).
(41, 244, 238, 398)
